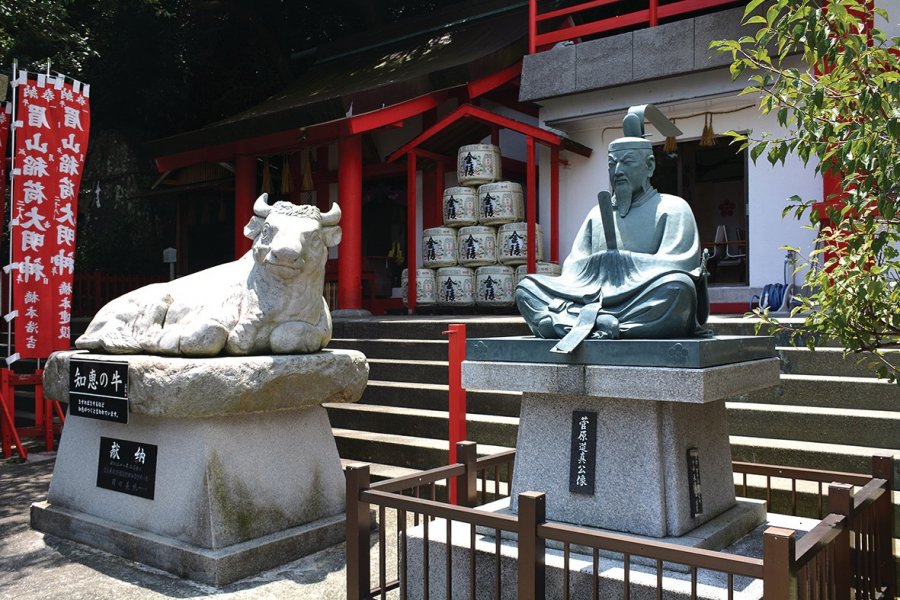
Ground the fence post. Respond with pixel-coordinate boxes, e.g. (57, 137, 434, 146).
(763, 526, 797, 600)
(518, 491, 546, 600)
(828, 482, 853, 600)
(444, 323, 467, 504)
(456, 441, 478, 508)
(345, 463, 371, 600)
(871, 454, 896, 599)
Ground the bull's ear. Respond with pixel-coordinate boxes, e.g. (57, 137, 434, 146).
(244, 216, 265, 240)
(323, 225, 342, 248)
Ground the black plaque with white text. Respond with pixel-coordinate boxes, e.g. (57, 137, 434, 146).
(569, 411, 597, 495)
(687, 447, 703, 517)
(69, 359, 129, 423)
(97, 437, 157, 499)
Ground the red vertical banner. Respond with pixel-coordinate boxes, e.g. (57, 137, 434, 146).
(10, 72, 89, 359)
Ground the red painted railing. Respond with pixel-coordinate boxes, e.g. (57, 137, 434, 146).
(529, 0, 745, 53)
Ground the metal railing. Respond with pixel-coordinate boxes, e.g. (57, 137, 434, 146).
(529, 0, 745, 53)
(346, 444, 894, 599)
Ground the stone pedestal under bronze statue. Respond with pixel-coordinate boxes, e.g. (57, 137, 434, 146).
(31, 350, 368, 586)
(402, 337, 780, 600)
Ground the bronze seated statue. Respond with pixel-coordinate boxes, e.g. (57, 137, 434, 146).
(515, 106, 709, 353)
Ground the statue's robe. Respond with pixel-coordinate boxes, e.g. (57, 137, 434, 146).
(516, 188, 709, 339)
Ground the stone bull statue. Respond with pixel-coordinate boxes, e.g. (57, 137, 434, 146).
(76, 194, 342, 356)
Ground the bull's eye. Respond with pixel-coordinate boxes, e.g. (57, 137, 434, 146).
(261, 223, 274, 244)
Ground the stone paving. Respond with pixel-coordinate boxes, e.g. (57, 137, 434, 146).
(0, 451, 373, 599)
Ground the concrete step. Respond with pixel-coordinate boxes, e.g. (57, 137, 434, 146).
(728, 374, 900, 412)
(332, 316, 531, 341)
(778, 347, 900, 379)
(326, 403, 519, 448)
(726, 403, 900, 450)
(730, 436, 900, 491)
(368, 358, 449, 385)
(333, 427, 511, 471)
(329, 338, 448, 361)
(360, 380, 522, 417)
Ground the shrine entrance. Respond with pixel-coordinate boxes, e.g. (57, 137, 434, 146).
(652, 138, 748, 285)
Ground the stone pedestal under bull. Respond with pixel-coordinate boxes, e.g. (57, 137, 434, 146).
(33, 195, 369, 586)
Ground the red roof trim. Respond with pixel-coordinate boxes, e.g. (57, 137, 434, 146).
(386, 103, 589, 163)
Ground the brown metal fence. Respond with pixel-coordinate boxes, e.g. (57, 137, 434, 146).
(347, 445, 895, 600)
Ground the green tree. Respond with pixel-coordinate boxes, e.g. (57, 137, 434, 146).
(712, 0, 899, 382)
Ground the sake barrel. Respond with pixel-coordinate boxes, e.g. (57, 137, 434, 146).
(457, 144, 502, 186)
(515, 262, 562, 287)
(442, 186, 478, 227)
(401, 268, 436, 307)
(457, 225, 497, 267)
(475, 265, 515, 307)
(478, 181, 523, 225)
(498, 222, 544, 265)
(435, 267, 475, 307)
(422, 227, 458, 268)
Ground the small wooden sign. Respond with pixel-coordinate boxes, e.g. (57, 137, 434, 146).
(569, 411, 597, 495)
(687, 447, 703, 517)
(96, 436, 157, 500)
(69, 358, 129, 423)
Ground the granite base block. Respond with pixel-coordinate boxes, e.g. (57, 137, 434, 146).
(30, 500, 345, 587)
(510, 393, 737, 537)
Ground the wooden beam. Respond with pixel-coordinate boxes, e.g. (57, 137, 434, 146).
(348, 90, 449, 135)
(467, 60, 522, 100)
(154, 120, 348, 173)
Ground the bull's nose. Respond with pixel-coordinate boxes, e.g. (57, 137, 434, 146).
(270, 245, 302, 264)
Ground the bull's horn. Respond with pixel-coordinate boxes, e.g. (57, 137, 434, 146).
(321, 202, 341, 226)
(253, 193, 272, 218)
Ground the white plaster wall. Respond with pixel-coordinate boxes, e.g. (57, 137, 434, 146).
(876, 0, 900, 40)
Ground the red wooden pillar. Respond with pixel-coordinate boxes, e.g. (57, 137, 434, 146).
(406, 151, 418, 313)
(550, 146, 560, 264)
(338, 135, 363, 310)
(526, 136, 537, 273)
(234, 155, 256, 259)
(649, 0, 658, 26)
(316, 145, 330, 211)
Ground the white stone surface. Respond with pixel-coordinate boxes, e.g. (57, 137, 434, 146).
(462, 357, 781, 403)
(43, 349, 368, 418)
(75, 196, 342, 356)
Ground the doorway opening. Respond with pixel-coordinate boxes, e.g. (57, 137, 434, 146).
(652, 138, 748, 285)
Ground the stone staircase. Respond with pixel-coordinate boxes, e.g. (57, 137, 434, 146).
(327, 314, 899, 548)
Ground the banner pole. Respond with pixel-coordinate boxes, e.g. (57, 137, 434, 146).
(6, 60, 18, 359)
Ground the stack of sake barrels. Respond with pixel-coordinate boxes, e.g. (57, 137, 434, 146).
(403, 143, 560, 310)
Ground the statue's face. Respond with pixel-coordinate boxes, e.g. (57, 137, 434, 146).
(608, 149, 655, 195)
